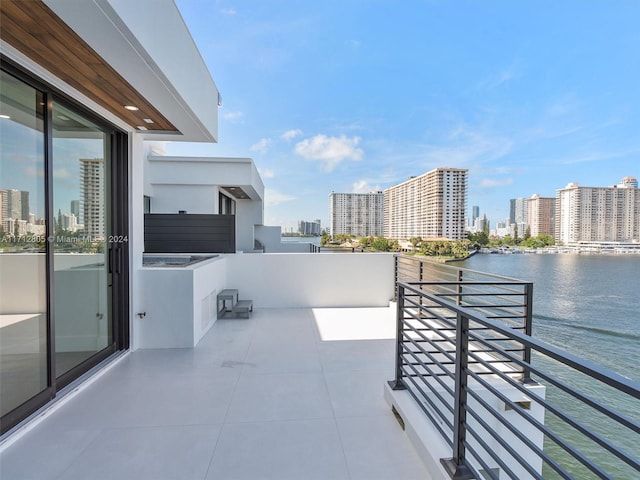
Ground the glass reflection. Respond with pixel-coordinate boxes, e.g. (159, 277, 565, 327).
(0, 70, 47, 416)
(52, 102, 111, 378)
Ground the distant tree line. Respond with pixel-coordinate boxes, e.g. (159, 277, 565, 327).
(320, 234, 472, 258)
(467, 230, 555, 249)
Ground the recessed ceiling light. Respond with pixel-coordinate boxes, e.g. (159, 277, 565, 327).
(136, 125, 148, 131)
(0, 114, 10, 119)
(124, 105, 139, 111)
(143, 118, 154, 124)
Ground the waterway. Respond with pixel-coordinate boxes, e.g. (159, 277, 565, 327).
(453, 253, 639, 479)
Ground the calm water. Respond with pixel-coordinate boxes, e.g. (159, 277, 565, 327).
(456, 253, 639, 382)
(454, 253, 640, 479)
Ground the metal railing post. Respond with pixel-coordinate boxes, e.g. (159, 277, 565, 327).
(522, 282, 534, 383)
(389, 283, 407, 391)
(394, 256, 398, 300)
(419, 259, 425, 308)
(441, 312, 474, 479)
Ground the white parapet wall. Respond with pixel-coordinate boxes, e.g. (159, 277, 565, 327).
(136, 255, 227, 348)
(224, 252, 396, 308)
(132, 252, 395, 349)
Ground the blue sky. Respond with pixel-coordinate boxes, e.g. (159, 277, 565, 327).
(170, 0, 640, 231)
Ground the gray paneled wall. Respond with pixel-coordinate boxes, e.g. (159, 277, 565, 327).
(144, 214, 235, 253)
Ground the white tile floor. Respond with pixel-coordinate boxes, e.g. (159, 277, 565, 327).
(0, 307, 430, 480)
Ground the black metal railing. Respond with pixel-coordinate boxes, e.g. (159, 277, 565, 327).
(395, 255, 534, 379)
(391, 281, 640, 480)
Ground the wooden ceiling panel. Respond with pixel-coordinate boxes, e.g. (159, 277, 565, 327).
(0, 0, 178, 132)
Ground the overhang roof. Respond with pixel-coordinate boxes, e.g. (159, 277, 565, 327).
(0, 0, 219, 142)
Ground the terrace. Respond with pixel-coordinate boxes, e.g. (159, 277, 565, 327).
(2, 253, 638, 480)
(0, 303, 431, 480)
(2, 2, 638, 478)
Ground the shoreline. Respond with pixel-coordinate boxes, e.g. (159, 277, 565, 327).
(480, 246, 640, 255)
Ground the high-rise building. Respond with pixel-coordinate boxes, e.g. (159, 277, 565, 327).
(619, 176, 638, 189)
(298, 219, 321, 236)
(0, 189, 30, 233)
(62, 213, 79, 232)
(527, 194, 555, 237)
(329, 191, 384, 237)
(509, 199, 516, 225)
(70, 199, 81, 218)
(80, 158, 105, 238)
(0, 189, 30, 221)
(384, 168, 468, 241)
(0, 190, 5, 228)
(470, 205, 480, 227)
(512, 197, 528, 225)
(556, 181, 640, 244)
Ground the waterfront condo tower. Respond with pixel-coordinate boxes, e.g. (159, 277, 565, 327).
(384, 168, 468, 241)
(80, 158, 105, 239)
(329, 191, 384, 237)
(527, 194, 556, 237)
(555, 181, 640, 244)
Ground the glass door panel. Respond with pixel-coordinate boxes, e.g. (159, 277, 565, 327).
(52, 102, 111, 378)
(0, 70, 48, 417)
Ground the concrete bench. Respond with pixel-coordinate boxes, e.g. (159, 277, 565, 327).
(232, 300, 253, 318)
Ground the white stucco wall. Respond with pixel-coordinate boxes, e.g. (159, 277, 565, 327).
(136, 255, 226, 348)
(150, 185, 218, 214)
(224, 253, 395, 308)
(130, 135, 146, 350)
(236, 200, 263, 252)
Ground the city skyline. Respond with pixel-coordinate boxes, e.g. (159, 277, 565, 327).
(161, 0, 640, 230)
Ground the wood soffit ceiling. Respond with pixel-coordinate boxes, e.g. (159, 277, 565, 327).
(0, 0, 177, 132)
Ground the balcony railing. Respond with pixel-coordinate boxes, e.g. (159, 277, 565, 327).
(390, 280, 640, 480)
(395, 255, 534, 380)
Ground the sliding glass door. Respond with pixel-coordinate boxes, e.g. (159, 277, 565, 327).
(0, 69, 48, 422)
(52, 101, 112, 381)
(0, 64, 128, 434)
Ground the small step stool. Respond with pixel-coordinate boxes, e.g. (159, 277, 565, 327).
(232, 300, 253, 318)
(217, 289, 238, 316)
(217, 289, 253, 318)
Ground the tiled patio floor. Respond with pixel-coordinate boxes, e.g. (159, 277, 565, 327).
(0, 307, 430, 480)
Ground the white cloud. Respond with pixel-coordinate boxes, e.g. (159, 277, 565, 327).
(476, 60, 521, 90)
(264, 188, 296, 207)
(259, 168, 275, 178)
(24, 166, 43, 177)
(24, 166, 71, 179)
(54, 168, 71, 179)
(545, 94, 579, 118)
(294, 134, 363, 171)
(250, 138, 272, 153)
(479, 178, 514, 188)
(560, 151, 629, 165)
(281, 129, 302, 141)
(223, 111, 244, 123)
(424, 126, 513, 166)
(351, 180, 381, 193)
(221, 8, 236, 15)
